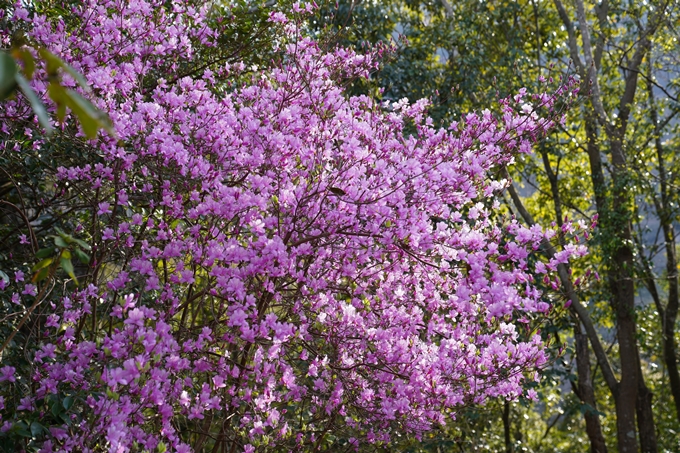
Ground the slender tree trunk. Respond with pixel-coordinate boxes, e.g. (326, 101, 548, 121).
(606, 135, 658, 453)
(583, 113, 607, 213)
(540, 144, 609, 452)
(660, 218, 680, 421)
(503, 401, 512, 453)
(576, 0, 661, 441)
(647, 73, 680, 422)
(606, 136, 641, 453)
(636, 369, 658, 453)
(554, 0, 667, 447)
(574, 328, 608, 453)
(506, 176, 612, 451)
(582, 105, 642, 453)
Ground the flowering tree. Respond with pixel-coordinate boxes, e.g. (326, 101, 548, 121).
(0, 1, 584, 452)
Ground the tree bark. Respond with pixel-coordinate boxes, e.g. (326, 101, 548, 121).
(636, 368, 658, 453)
(647, 69, 680, 423)
(575, 328, 608, 453)
(503, 401, 512, 453)
(583, 113, 607, 214)
(606, 140, 642, 453)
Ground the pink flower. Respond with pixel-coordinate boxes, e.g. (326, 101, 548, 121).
(45, 314, 60, 328)
(22, 284, 37, 296)
(102, 228, 115, 241)
(269, 12, 288, 24)
(124, 308, 145, 327)
(97, 202, 111, 216)
(17, 396, 34, 411)
(0, 366, 16, 383)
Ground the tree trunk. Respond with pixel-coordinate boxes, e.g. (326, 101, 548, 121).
(660, 220, 680, 422)
(503, 401, 512, 453)
(539, 142, 610, 453)
(575, 328, 608, 453)
(506, 177, 613, 452)
(607, 135, 641, 453)
(648, 73, 680, 422)
(636, 370, 658, 453)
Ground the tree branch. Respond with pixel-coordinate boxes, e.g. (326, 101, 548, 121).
(574, 0, 610, 126)
(552, 0, 585, 75)
(504, 178, 619, 394)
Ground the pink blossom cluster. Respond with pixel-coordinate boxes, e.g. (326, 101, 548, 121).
(0, 1, 585, 452)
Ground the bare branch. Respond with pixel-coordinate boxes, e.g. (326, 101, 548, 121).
(574, 0, 610, 126)
(552, 0, 586, 75)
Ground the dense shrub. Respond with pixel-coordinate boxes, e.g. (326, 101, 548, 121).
(0, 1, 582, 451)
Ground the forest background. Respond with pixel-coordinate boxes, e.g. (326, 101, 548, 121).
(0, 0, 679, 452)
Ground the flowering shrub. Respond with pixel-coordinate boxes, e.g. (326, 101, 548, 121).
(0, 1, 585, 452)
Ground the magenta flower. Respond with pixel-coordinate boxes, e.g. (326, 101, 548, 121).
(97, 202, 112, 216)
(0, 366, 16, 383)
(17, 396, 34, 411)
(21, 284, 37, 296)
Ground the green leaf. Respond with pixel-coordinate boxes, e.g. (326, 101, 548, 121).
(74, 248, 90, 264)
(62, 395, 74, 410)
(33, 266, 50, 283)
(72, 238, 92, 251)
(13, 421, 31, 438)
(0, 270, 9, 285)
(60, 61, 92, 92)
(329, 187, 346, 196)
(59, 412, 72, 426)
(59, 256, 77, 285)
(53, 236, 68, 248)
(61, 249, 72, 260)
(31, 257, 53, 273)
(30, 421, 46, 438)
(15, 73, 53, 135)
(38, 48, 64, 77)
(15, 428, 32, 438)
(170, 219, 185, 230)
(38, 48, 90, 90)
(50, 396, 63, 418)
(64, 89, 114, 139)
(106, 389, 120, 401)
(47, 80, 67, 122)
(0, 52, 18, 100)
(13, 48, 35, 80)
(35, 247, 55, 259)
(56, 228, 75, 243)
